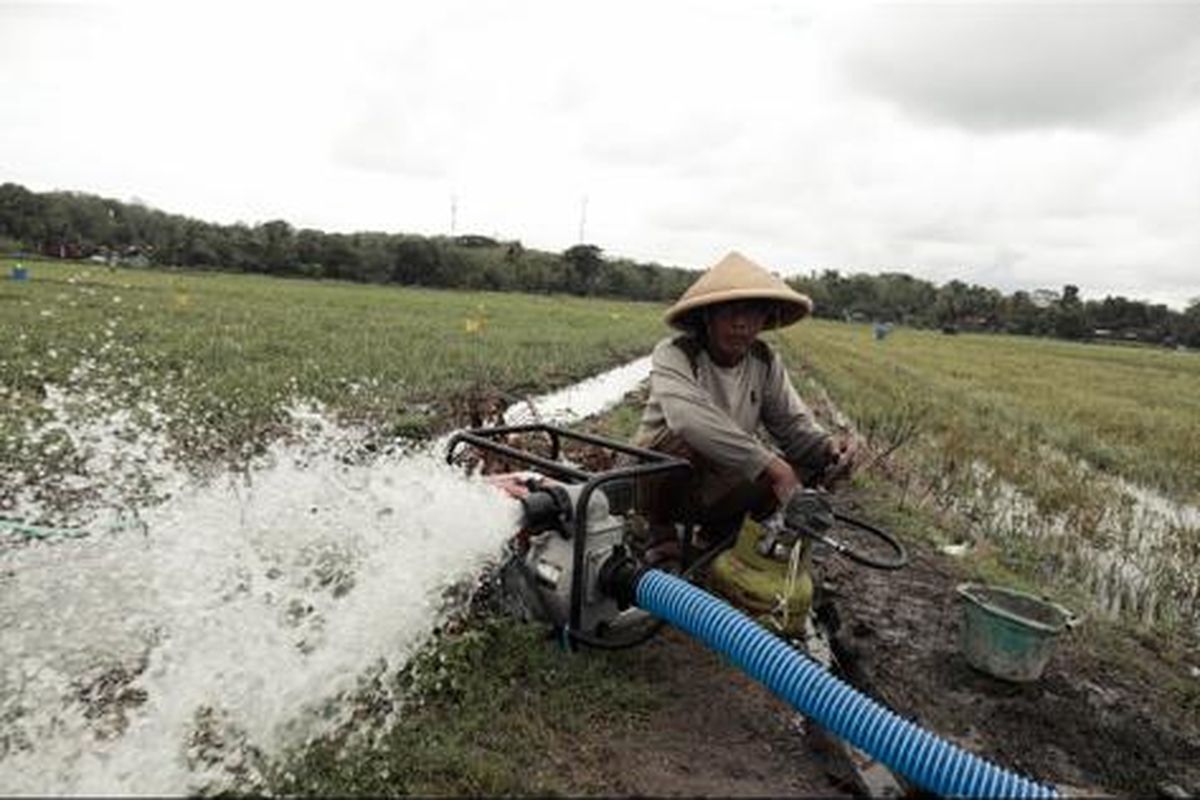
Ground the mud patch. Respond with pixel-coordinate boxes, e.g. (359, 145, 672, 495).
(815, 506, 1200, 797)
(555, 628, 852, 797)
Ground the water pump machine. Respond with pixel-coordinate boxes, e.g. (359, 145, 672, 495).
(446, 423, 1058, 798)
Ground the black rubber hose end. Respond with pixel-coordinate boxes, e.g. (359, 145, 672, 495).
(598, 546, 648, 610)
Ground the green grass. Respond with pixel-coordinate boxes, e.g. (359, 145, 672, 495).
(773, 320, 1200, 632)
(8, 267, 1198, 791)
(0, 259, 667, 517)
(778, 321, 1200, 504)
(264, 614, 664, 797)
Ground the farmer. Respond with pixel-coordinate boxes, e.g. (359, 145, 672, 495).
(633, 251, 857, 556)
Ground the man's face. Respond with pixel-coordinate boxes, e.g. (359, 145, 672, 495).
(705, 300, 770, 365)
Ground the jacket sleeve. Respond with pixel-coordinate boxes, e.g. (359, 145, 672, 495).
(759, 349, 829, 471)
(649, 339, 774, 481)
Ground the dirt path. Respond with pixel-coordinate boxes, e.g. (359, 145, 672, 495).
(558, 627, 853, 797)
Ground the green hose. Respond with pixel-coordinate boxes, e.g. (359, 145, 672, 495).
(1, 509, 151, 543)
(1, 515, 91, 542)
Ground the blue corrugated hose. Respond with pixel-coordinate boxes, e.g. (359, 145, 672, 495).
(635, 568, 1058, 799)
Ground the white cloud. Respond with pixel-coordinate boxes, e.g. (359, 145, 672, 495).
(1, 0, 1197, 308)
(845, 3, 1200, 132)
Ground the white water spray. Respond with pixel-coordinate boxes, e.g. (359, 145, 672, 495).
(0, 357, 652, 795)
(1, 419, 519, 794)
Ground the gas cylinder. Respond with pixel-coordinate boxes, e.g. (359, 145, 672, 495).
(706, 519, 813, 639)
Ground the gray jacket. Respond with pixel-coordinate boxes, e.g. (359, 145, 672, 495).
(635, 335, 829, 482)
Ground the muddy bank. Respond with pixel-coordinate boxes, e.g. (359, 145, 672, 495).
(815, 499, 1200, 797)
(550, 627, 851, 797)
(528, 392, 1200, 798)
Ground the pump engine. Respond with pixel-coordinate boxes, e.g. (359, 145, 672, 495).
(446, 423, 905, 649)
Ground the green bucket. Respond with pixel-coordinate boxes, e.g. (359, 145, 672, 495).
(956, 583, 1077, 682)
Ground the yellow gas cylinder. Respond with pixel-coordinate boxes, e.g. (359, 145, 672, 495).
(706, 519, 813, 639)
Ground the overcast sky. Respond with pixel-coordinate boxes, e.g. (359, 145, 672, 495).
(3, 1, 1198, 308)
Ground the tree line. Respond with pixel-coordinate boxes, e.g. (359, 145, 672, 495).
(0, 183, 695, 301)
(2, 182, 1197, 347)
(788, 271, 1200, 347)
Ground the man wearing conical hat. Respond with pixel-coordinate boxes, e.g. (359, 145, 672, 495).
(634, 251, 857, 554)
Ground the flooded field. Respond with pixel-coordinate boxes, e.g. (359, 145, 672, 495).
(781, 320, 1200, 633)
(943, 455, 1200, 627)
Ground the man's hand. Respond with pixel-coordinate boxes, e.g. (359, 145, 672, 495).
(763, 455, 800, 504)
(819, 432, 860, 488)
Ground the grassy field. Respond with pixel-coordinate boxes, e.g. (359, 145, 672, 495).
(774, 320, 1200, 631)
(0, 258, 665, 426)
(0, 259, 665, 517)
(6, 261, 1199, 793)
(779, 321, 1200, 503)
(5, 260, 1196, 625)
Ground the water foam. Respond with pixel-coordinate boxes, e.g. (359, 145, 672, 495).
(1, 355, 654, 795)
(1, 405, 520, 795)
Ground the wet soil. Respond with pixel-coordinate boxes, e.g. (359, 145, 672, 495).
(555, 627, 854, 797)
(556, 529, 1200, 798)
(815, 527, 1200, 798)
(471, 407, 1200, 797)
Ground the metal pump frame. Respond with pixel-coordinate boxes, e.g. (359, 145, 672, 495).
(445, 423, 693, 636)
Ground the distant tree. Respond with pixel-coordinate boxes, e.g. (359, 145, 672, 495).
(875, 272, 938, 324)
(1175, 299, 1200, 348)
(390, 237, 439, 285)
(295, 228, 325, 276)
(933, 280, 971, 326)
(179, 220, 219, 266)
(353, 232, 392, 283)
(5, 180, 1194, 345)
(1002, 290, 1047, 335)
(259, 220, 296, 274)
(320, 233, 361, 280)
(1054, 284, 1088, 339)
(563, 244, 604, 294)
(0, 183, 45, 246)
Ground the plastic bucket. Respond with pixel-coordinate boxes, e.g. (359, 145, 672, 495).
(956, 583, 1075, 682)
(10, 265, 28, 281)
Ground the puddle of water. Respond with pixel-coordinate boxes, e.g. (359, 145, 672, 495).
(1111, 474, 1200, 531)
(0, 355, 654, 795)
(949, 457, 1199, 629)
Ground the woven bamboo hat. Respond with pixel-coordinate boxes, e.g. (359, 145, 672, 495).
(665, 251, 813, 331)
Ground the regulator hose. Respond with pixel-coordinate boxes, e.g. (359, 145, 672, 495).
(0, 515, 90, 543)
(634, 568, 1058, 799)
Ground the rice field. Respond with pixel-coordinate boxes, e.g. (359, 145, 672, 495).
(776, 320, 1200, 630)
(0, 259, 664, 521)
(4, 258, 1197, 628)
(4, 258, 1199, 794)
(1, 260, 668, 795)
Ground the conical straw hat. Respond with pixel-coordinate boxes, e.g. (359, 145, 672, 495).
(664, 251, 813, 330)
